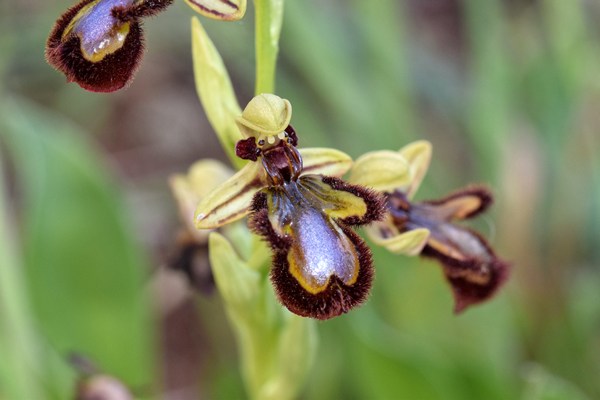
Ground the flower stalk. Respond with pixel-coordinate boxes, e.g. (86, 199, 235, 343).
(254, 0, 284, 94)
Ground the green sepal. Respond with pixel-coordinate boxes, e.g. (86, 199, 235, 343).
(191, 17, 244, 169)
(350, 150, 411, 193)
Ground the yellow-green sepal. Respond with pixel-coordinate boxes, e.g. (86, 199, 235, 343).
(186, 0, 246, 21)
(191, 17, 244, 169)
(365, 222, 430, 256)
(349, 150, 411, 193)
(195, 161, 263, 229)
(399, 140, 432, 199)
(300, 147, 353, 177)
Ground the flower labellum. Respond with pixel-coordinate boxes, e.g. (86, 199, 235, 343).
(240, 127, 385, 320)
(46, 0, 173, 92)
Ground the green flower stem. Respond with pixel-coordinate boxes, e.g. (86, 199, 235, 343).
(254, 0, 284, 95)
(209, 231, 316, 400)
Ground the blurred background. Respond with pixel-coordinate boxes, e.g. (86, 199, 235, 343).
(1, 0, 599, 399)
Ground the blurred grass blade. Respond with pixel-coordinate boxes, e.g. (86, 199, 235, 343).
(0, 97, 155, 391)
(0, 154, 45, 400)
(464, 0, 512, 180)
(191, 16, 244, 169)
(254, 0, 284, 94)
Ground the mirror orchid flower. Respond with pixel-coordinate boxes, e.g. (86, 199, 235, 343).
(46, 0, 173, 92)
(194, 94, 386, 320)
(350, 141, 510, 313)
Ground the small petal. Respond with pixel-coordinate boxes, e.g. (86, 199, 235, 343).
(423, 186, 493, 221)
(365, 221, 430, 256)
(185, 0, 246, 21)
(299, 147, 352, 177)
(398, 140, 432, 198)
(194, 161, 263, 229)
(349, 150, 411, 193)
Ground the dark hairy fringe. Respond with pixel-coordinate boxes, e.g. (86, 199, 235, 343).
(420, 227, 510, 313)
(112, 0, 174, 22)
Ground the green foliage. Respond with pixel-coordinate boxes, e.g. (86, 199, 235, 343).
(1, 0, 599, 399)
(0, 97, 155, 397)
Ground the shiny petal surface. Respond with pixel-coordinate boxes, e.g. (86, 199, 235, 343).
(46, 0, 172, 92)
(46, 0, 143, 92)
(194, 161, 263, 229)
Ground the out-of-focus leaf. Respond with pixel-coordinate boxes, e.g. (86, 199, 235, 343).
(0, 97, 155, 390)
(0, 154, 46, 400)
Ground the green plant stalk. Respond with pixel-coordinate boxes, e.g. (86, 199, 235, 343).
(0, 153, 44, 400)
(254, 0, 284, 94)
(232, 289, 279, 399)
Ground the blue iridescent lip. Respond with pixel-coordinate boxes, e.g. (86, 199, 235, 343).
(68, 0, 135, 61)
(270, 181, 360, 293)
